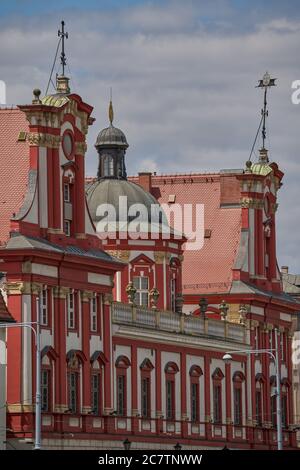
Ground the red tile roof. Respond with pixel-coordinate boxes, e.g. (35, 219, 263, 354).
(0, 108, 29, 245)
(129, 173, 242, 295)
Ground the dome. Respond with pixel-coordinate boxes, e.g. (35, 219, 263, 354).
(87, 179, 162, 224)
(95, 125, 128, 149)
(86, 178, 173, 232)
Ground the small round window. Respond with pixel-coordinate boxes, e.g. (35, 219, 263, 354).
(63, 132, 73, 159)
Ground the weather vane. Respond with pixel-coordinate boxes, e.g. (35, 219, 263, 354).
(256, 71, 276, 150)
(58, 20, 68, 76)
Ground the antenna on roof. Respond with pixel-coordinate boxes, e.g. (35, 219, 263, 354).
(257, 71, 276, 152)
(45, 21, 70, 95)
(247, 72, 276, 167)
(58, 20, 68, 77)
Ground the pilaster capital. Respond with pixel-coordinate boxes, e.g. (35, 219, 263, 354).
(154, 251, 166, 264)
(104, 293, 113, 305)
(81, 290, 93, 302)
(250, 319, 259, 329)
(53, 286, 69, 299)
(4, 281, 27, 295)
(75, 141, 87, 155)
(27, 132, 61, 148)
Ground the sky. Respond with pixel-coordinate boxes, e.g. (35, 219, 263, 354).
(0, 0, 300, 271)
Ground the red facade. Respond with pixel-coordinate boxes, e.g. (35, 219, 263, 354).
(0, 79, 299, 449)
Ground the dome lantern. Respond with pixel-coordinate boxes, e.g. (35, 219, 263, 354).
(95, 100, 129, 180)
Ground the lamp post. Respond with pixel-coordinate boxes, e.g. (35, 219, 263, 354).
(0, 297, 41, 450)
(222, 328, 282, 450)
(123, 438, 131, 450)
(174, 442, 182, 451)
(199, 297, 208, 319)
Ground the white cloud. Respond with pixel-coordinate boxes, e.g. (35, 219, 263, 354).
(0, 2, 300, 271)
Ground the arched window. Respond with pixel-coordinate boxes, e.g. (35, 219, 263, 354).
(140, 358, 154, 419)
(212, 368, 224, 424)
(255, 373, 266, 426)
(90, 351, 106, 416)
(165, 362, 179, 421)
(41, 346, 58, 413)
(189, 365, 203, 423)
(67, 350, 86, 414)
(281, 378, 290, 429)
(103, 155, 114, 177)
(115, 355, 131, 417)
(232, 371, 245, 426)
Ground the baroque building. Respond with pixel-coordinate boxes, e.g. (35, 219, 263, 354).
(0, 61, 299, 449)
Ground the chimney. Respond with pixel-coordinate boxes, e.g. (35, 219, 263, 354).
(138, 172, 152, 193)
(281, 266, 289, 274)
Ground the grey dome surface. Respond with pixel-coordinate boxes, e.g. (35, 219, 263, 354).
(95, 125, 128, 148)
(86, 179, 163, 224)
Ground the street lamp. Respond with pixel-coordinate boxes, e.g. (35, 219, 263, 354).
(123, 438, 131, 450)
(222, 328, 282, 450)
(0, 296, 41, 450)
(174, 442, 182, 451)
(199, 298, 208, 319)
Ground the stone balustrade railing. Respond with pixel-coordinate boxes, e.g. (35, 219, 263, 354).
(112, 302, 248, 344)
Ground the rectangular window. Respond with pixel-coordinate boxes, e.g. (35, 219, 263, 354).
(282, 395, 288, 428)
(68, 371, 78, 414)
(170, 278, 176, 312)
(271, 393, 277, 427)
(91, 374, 100, 415)
(255, 327, 260, 351)
(64, 219, 71, 237)
(41, 369, 50, 412)
(117, 375, 126, 416)
(255, 389, 262, 426)
(141, 377, 150, 419)
(191, 382, 199, 422)
(64, 183, 70, 202)
(90, 294, 97, 332)
(166, 379, 175, 420)
(41, 287, 48, 326)
(233, 387, 242, 425)
(213, 384, 222, 424)
(133, 276, 149, 307)
(67, 291, 75, 329)
(280, 332, 286, 362)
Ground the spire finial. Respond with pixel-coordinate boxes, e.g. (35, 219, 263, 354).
(56, 21, 70, 94)
(256, 71, 276, 153)
(109, 87, 114, 126)
(58, 20, 68, 76)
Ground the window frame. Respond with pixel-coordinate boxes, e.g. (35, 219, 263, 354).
(41, 368, 51, 413)
(90, 293, 98, 333)
(40, 286, 49, 327)
(67, 290, 77, 331)
(133, 276, 149, 307)
(91, 371, 101, 416)
(68, 370, 79, 414)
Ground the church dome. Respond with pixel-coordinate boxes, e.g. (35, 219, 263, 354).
(86, 178, 163, 226)
(95, 125, 129, 149)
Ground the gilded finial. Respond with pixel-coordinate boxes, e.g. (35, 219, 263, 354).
(109, 86, 114, 125)
(109, 100, 114, 126)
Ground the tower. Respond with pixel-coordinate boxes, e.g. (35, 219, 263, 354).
(95, 101, 129, 180)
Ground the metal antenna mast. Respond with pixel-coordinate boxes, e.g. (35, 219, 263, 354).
(256, 71, 276, 150)
(58, 20, 68, 76)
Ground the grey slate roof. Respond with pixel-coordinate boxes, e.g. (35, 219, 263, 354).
(5, 234, 125, 265)
(230, 280, 300, 306)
